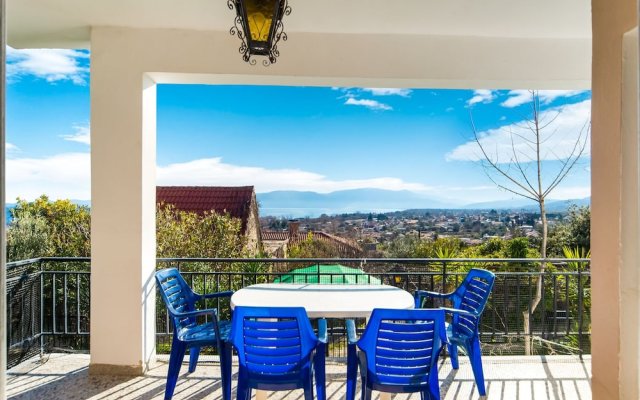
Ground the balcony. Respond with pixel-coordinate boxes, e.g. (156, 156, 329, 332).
(6, 257, 591, 399)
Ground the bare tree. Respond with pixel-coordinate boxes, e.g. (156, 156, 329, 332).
(471, 90, 589, 355)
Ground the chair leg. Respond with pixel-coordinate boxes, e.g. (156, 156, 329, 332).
(428, 363, 441, 400)
(314, 350, 326, 400)
(236, 374, 248, 400)
(448, 343, 459, 369)
(188, 346, 201, 373)
(235, 385, 245, 400)
(345, 344, 358, 400)
(165, 340, 187, 400)
(420, 389, 440, 400)
(220, 342, 233, 400)
(303, 371, 314, 400)
(468, 338, 486, 396)
(359, 370, 367, 400)
(362, 387, 373, 400)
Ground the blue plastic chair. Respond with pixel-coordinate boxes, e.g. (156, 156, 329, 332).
(414, 268, 495, 396)
(345, 309, 447, 400)
(156, 268, 233, 400)
(229, 306, 327, 400)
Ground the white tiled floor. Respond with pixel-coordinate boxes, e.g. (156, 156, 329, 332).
(7, 354, 591, 400)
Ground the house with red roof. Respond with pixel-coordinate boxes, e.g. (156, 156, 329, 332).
(156, 186, 262, 254)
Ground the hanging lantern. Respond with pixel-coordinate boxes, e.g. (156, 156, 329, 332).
(228, 0, 291, 66)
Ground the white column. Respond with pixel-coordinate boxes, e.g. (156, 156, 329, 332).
(620, 27, 640, 400)
(89, 36, 157, 374)
(591, 0, 637, 397)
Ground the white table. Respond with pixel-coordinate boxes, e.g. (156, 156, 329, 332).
(231, 283, 415, 400)
(230, 283, 415, 318)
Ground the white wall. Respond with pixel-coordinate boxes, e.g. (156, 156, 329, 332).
(88, 25, 590, 372)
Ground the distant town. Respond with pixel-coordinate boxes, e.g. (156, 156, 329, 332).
(261, 207, 567, 254)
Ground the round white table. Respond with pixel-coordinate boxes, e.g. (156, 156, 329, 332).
(230, 283, 415, 318)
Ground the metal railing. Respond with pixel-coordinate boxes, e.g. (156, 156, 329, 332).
(6, 257, 590, 368)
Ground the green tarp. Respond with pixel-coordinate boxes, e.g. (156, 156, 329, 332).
(274, 264, 381, 285)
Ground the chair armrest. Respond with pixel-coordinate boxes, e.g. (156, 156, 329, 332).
(197, 290, 234, 300)
(439, 306, 479, 318)
(414, 290, 454, 308)
(317, 319, 328, 344)
(172, 308, 219, 319)
(346, 319, 358, 345)
(415, 290, 454, 299)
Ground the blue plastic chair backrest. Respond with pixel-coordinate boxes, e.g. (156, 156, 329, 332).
(450, 269, 495, 338)
(230, 306, 318, 378)
(357, 308, 447, 387)
(156, 268, 198, 332)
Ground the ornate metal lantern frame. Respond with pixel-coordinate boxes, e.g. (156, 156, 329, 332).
(227, 0, 291, 66)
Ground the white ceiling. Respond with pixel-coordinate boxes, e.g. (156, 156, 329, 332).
(8, 0, 591, 48)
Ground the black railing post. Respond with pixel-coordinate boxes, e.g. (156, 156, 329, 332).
(540, 272, 546, 340)
(552, 275, 558, 339)
(52, 272, 56, 335)
(76, 273, 81, 335)
(63, 274, 68, 334)
(39, 259, 44, 358)
(528, 274, 533, 351)
(442, 260, 448, 297)
(577, 262, 584, 359)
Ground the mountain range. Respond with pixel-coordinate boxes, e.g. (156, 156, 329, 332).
(3, 190, 590, 220)
(256, 189, 590, 217)
(257, 189, 455, 218)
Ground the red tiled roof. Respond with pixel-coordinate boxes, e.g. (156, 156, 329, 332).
(290, 232, 362, 256)
(157, 186, 255, 231)
(261, 230, 363, 257)
(261, 231, 290, 241)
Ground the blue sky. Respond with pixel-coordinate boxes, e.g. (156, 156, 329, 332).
(5, 47, 591, 205)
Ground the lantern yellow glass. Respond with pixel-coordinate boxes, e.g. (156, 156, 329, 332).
(245, 0, 278, 43)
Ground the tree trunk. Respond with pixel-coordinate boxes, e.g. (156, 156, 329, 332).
(523, 198, 547, 355)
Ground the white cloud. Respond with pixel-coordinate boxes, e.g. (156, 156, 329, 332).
(6, 47, 89, 84)
(157, 157, 429, 193)
(60, 124, 90, 145)
(546, 185, 591, 199)
(344, 97, 392, 111)
(6, 152, 91, 201)
(437, 185, 496, 192)
(445, 107, 455, 112)
(446, 99, 591, 162)
(6, 143, 19, 152)
(361, 88, 411, 97)
(6, 153, 434, 202)
(501, 90, 586, 108)
(467, 90, 495, 106)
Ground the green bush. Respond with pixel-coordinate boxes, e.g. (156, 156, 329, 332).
(7, 195, 90, 261)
